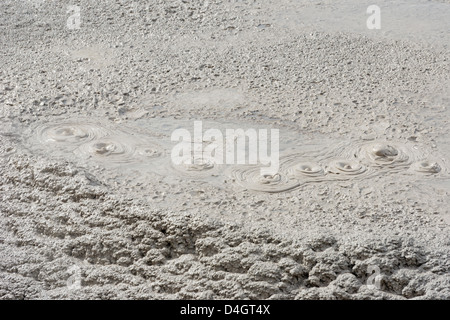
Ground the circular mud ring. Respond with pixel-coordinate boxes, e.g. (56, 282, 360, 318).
(75, 138, 139, 164)
(229, 166, 299, 193)
(326, 159, 367, 177)
(287, 162, 325, 178)
(134, 144, 164, 159)
(411, 160, 442, 174)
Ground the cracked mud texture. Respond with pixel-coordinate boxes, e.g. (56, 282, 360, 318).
(1, 0, 450, 299)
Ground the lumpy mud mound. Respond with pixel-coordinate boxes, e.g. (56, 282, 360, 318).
(1, 0, 450, 301)
(410, 160, 442, 174)
(355, 142, 413, 170)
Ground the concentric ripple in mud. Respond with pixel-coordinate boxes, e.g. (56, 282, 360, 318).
(134, 144, 164, 159)
(410, 160, 442, 174)
(280, 147, 331, 184)
(229, 166, 299, 193)
(283, 159, 326, 186)
(337, 140, 449, 178)
(288, 162, 325, 178)
(75, 138, 135, 163)
(20, 119, 449, 194)
(169, 155, 223, 180)
(74, 137, 163, 165)
(325, 159, 368, 177)
(0, 143, 16, 158)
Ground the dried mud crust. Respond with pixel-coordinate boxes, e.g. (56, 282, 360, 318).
(1, 0, 450, 300)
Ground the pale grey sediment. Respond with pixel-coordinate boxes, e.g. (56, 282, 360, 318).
(1, 0, 450, 300)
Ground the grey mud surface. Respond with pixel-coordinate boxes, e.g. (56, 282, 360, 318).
(1, 0, 450, 299)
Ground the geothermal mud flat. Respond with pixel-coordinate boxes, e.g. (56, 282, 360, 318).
(1, 0, 450, 299)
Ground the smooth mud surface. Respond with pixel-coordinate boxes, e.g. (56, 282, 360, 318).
(1, 0, 450, 299)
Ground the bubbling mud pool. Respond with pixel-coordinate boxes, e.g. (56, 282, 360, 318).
(0, 144, 16, 158)
(35, 122, 109, 146)
(287, 162, 325, 178)
(23, 119, 165, 166)
(12, 116, 449, 196)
